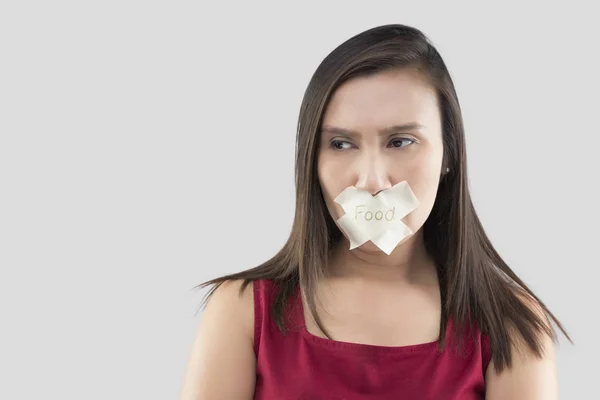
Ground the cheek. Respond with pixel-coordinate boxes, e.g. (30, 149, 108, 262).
(320, 181, 341, 220)
(317, 155, 349, 220)
(402, 151, 443, 230)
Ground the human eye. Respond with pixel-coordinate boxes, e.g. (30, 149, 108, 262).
(330, 139, 355, 150)
(388, 137, 416, 149)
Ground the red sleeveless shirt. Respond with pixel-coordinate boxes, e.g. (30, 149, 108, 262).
(252, 279, 492, 400)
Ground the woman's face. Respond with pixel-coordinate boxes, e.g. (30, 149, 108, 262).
(317, 68, 445, 253)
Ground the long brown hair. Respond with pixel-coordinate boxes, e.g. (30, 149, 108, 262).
(197, 23, 571, 372)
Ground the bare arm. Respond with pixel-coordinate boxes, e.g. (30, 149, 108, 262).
(179, 280, 256, 400)
(485, 294, 559, 400)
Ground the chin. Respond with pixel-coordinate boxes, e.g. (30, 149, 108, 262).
(354, 241, 383, 254)
(350, 231, 418, 255)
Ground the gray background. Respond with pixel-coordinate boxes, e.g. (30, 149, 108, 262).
(1, 1, 598, 399)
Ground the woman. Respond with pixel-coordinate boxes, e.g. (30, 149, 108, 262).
(179, 24, 570, 399)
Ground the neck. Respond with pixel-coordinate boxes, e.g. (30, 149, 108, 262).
(327, 230, 436, 284)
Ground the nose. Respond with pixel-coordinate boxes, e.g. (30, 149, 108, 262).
(354, 151, 393, 195)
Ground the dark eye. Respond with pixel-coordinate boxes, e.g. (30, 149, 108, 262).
(330, 140, 353, 150)
(389, 138, 415, 148)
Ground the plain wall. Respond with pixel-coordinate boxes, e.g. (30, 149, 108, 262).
(1, 1, 597, 398)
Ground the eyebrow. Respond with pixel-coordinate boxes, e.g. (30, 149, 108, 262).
(321, 123, 426, 137)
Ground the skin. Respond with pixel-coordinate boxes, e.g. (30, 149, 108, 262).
(178, 280, 256, 400)
(178, 67, 558, 399)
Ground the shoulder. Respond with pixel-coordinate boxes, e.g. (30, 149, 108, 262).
(484, 288, 558, 399)
(178, 279, 258, 399)
(510, 288, 555, 355)
(203, 279, 255, 342)
(203, 278, 278, 336)
(208, 278, 255, 304)
(206, 279, 255, 321)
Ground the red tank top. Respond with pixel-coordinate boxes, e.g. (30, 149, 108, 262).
(253, 279, 492, 400)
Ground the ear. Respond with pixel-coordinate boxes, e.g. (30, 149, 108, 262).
(440, 154, 450, 177)
(440, 165, 450, 177)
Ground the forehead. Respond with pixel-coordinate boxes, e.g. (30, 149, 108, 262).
(322, 68, 439, 128)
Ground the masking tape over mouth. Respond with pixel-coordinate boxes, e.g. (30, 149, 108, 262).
(333, 181, 420, 255)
